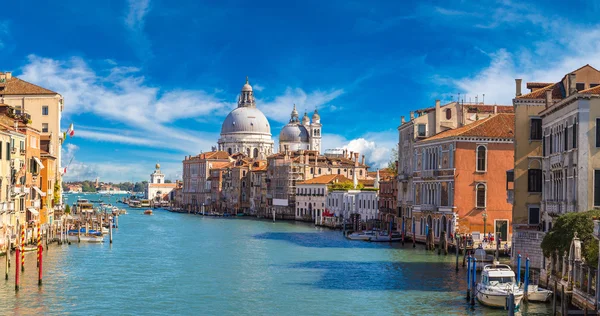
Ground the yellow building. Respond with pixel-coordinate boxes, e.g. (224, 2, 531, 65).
(511, 64, 600, 269)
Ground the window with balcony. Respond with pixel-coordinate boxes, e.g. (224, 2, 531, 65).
(528, 169, 542, 192)
(417, 124, 426, 137)
(476, 145, 487, 172)
(476, 183, 486, 208)
(530, 118, 542, 140)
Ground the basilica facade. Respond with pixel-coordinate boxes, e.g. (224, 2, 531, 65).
(278, 105, 321, 152)
(217, 78, 275, 159)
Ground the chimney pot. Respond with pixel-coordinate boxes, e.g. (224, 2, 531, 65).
(5, 72, 11, 80)
(409, 111, 414, 120)
(515, 79, 522, 97)
(435, 100, 441, 134)
(493, 105, 497, 114)
(401, 116, 405, 124)
(568, 73, 577, 95)
(354, 153, 359, 167)
(361, 155, 365, 165)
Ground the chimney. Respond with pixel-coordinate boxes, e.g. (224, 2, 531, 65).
(401, 116, 405, 124)
(5, 72, 11, 80)
(545, 90, 552, 109)
(435, 100, 441, 134)
(304, 152, 309, 165)
(349, 151, 353, 159)
(409, 111, 414, 120)
(515, 79, 522, 96)
(493, 105, 497, 114)
(361, 155, 365, 165)
(568, 73, 577, 96)
(354, 152, 359, 167)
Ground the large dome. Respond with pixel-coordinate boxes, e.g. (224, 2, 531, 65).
(221, 107, 271, 135)
(279, 124, 309, 142)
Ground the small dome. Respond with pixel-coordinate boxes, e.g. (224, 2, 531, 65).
(302, 112, 310, 124)
(279, 124, 309, 143)
(242, 76, 253, 92)
(312, 109, 320, 121)
(155, 163, 160, 169)
(221, 107, 271, 135)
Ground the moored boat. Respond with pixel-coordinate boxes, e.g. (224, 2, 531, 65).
(369, 231, 402, 242)
(476, 262, 524, 309)
(144, 209, 153, 215)
(526, 284, 552, 302)
(346, 231, 376, 241)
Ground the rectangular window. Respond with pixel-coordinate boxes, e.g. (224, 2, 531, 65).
(596, 119, 600, 147)
(42, 106, 49, 116)
(564, 126, 568, 150)
(529, 207, 540, 225)
(576, 83, 585, 91)
(6, 142, 10, 161)
(573, 121, 577, 148)
(596, 170, 600, 207)
(542, 136, 546, 156)
(591, 83, 600, 88)
(530, 118, 542, 140)
(528, 169, 542, 192)
(417, 124, 426, 137)
(550, 134, 553, 153)
(42, 123, 49, 133)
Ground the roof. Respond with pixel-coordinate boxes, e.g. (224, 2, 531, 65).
(0, 73, 58, 95)
(187, 151, 230, 161)
(526, 82, 553, 89)
(148, 183, 177, 188)
(516, 82, 563, 100)
(210, 161, 233, 169)
(579, 85, 600, 94)
(465, 105, 513, 113)
(422, 113, 515, 142)
(297, 174, 350, 185)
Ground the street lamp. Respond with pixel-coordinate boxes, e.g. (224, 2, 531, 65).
(482, 211, 488, 236)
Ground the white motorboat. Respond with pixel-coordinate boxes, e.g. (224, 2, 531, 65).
(346, 231, 376, 241)
(526, 284, 552, 302)
(476, 262, 524, 309)
(67, 234, 104, 243)
(369, 231, 402, 242)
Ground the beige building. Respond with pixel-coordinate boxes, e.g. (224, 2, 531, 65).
(511, 64, 600, 269)
(295, 174, 349, 222)
(182, 151, 231, 211)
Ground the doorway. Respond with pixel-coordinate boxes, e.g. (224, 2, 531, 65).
(495, 219, 509, 242)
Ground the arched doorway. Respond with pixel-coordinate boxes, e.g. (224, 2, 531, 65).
(441, 216, 447, 237)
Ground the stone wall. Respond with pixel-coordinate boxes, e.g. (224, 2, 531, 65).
(511, 229, 545, 269)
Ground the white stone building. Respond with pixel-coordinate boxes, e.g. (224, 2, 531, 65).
(147, 163, 177, 201)
(218, 77, 274, 159)
(295, 174, 347, 222)
(279, 105, 321, 153)
(326, 189, 378, 220)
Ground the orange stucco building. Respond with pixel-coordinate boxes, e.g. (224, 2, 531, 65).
(410, 113, 515, 242)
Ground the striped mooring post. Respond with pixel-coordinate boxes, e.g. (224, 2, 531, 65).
(37, 223, 41, 267)
(20, 226, 25, 272)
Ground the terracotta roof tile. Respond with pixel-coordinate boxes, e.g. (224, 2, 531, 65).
(297, 174, 350, 185)
(465, 105, 513, 113)
(516, 82, 563, 100)
(148, 183, 177, 188)
(579, 85, 600, 94)
(422, 113, 515, 142)
(0, 74, 58, 95)
(526, 82, 553, 89)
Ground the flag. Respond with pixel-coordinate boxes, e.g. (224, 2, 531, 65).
(62, 131, 67, 141)
(63, 167, 67, 174)
(67, 123, 74, 137)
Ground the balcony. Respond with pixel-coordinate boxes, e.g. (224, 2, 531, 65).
(549, 153, 562, 167)
(397, 173, 407, 181)
(421, 170, 434, 179)
(420, 204, 436, 212)
(545, 200, 565, 216)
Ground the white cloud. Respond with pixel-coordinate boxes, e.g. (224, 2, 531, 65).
(125, 0, 150, 31)
(259, 87, 344, 123)
(322, 130, 397, 170)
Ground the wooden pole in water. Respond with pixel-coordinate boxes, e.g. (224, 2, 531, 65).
(5, 235, 9, 280)
(552, 279, 557, 315)
(109, 218, 113, 244)
(116, 215, 119, 229)
(463, 239, 467, 267)
(455, 236, 459, 272)
(524, 257, 530, 302)
(412, 230, 416, 248)
(38, 241, 42, 286)
(471, 258, 477, 306)
(466, 255, 471, 300)
(36, 223, 40, 267)
(508, 292, 515, 315)
(516, 254, 522, 286)
(78, 223, 81, 243)
(561, 283, 566, 315)
(20, 225, 24, 272)
(15, 238, 20, 291)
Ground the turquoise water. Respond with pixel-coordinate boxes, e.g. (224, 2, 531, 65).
(1, 194, 552, 315)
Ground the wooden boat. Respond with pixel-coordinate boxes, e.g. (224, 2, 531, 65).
(144, 209, 153, 215)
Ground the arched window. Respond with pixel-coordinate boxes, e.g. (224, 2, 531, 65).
(446, 108, 452, 120)
(476, 183, 486, 208)
(449, 144, 454, 168)
(227, 148, 232, 155)
(253, 148, 259, 158)
(247, 148, 251, 157)
(476, 145, 487, 172)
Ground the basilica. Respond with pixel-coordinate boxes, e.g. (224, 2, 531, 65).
(217, 78, 322, 157)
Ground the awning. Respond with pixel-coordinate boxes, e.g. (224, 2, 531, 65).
(33, 157, 45, 169)
(33, 186, 46, 197)
(27, 208, 39, 216)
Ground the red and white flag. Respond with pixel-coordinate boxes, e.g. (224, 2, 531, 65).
(67, 123, 74, 137)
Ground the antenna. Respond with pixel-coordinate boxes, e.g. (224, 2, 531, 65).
(475, 95, 478, 104)
(483, 94, 485, 104)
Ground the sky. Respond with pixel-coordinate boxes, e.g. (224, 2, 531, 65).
(2, 0, 600, 182)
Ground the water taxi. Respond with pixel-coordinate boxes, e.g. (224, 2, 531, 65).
(140, 199, 151, 207)
(476, 262, 524, 309)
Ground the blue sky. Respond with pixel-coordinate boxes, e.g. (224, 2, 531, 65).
(1, 0, 599, 182)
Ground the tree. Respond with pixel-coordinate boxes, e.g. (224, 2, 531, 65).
(328, 181, 364, 191)
(165, 179, 172, 183)
(541, 210, 600, 267)
(387, 148, 398, 175)
(133, 181, 148, 193)
(65, 204, 71, 214)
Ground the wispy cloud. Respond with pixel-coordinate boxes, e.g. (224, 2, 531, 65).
(0, 21, 9, 50)
(322, 130, 397, 169)
(124, 0, 152, 61)
(259, 87, 344, 123)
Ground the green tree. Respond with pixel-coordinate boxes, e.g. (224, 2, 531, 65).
(133, 181, 148, 193)
(328, 181, 364, 191)
(65, 204, 71, 214)
(541, 210, 600, 267)
(165, 179, 172, 183)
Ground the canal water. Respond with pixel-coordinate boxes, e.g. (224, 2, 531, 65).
(1, 194, 552, 315)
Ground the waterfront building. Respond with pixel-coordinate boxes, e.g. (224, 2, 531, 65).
(40, 134, 58, 224)
(248, 160, 267, 215)
(19, 122, 45, 225)
(511, 65, 600, 269)
(146, 163, 177, 202)
(279, 105, 322, 152)
(411, 113, 514, 242)
(0, 71, 64, 212)
(295, 174, 348, 222)
(217, 78, 274, 159)
(182, 150, 230, 211)
(266, 150, 369, 220)
(397, 100, 513, 238)
(377, 169, 397, 229)
(325, 186, 378, 222)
